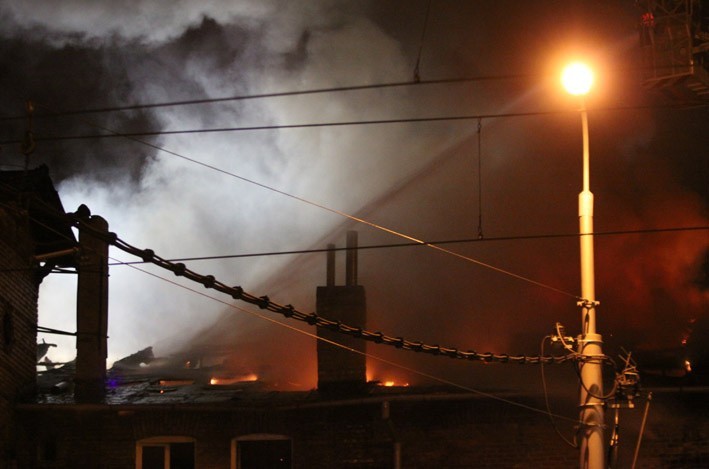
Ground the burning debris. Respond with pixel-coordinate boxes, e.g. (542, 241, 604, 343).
(103, 345, 267, 395)
(209, 374, 259, 387)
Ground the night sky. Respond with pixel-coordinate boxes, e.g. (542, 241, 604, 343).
(1, 1, 707, 392)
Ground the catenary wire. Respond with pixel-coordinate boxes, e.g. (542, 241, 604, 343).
(51, 205, 576, 365)
(9, 192, 575, 367)
(2, 225, 703, 273)
(103, 226, 709, 266)
(3, 102, 709, 145)
(0, 74, 541, 121)
(1, 62, 706, 121)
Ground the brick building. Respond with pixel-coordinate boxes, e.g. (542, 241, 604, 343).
(1, 167, 708, 468)
(0, 166, 76, 465)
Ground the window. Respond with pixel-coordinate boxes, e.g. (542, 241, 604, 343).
(232, 434, 292, 469)
(136, 436, 195, 469)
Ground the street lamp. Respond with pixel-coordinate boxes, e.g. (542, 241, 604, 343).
(562, 61, 605, 469)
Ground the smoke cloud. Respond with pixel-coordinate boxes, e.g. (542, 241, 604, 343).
(1, 1, 706, 391)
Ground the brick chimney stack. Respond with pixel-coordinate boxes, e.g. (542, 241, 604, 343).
(316, 231, 367, 395)
(74, 206, 109, 403)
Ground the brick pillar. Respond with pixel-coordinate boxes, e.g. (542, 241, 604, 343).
(75, 211, 109, 403)
(316, 286, 367, 394)
(317, 232, 367, 395)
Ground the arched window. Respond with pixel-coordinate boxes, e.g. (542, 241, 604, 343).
(136, 436, 195, 469)
(231, 434, 291, 469)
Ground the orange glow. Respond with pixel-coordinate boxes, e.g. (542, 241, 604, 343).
(684, 360, 692, 373)
(158, 379, 194, 387)
(376, 379, 409, 388)
(209, 373, 258, 386)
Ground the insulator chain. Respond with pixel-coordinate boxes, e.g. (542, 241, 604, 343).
(71, 214, 573, 366)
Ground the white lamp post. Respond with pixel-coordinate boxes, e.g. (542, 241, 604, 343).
(562, 62, 606, 469)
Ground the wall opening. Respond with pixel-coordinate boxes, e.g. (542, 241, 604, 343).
(136, 436, 195, 469)
(232, 434, 291, 469)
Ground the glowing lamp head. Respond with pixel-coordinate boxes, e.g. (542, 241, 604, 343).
(561, 62, 594, 96)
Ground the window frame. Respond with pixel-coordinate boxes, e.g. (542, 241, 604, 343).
(231, 434, 292, 469)
(136, 435, 195, 469)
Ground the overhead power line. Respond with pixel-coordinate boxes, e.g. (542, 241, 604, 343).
(1, 63, 706, 121)
(2, 102, 708, 145)
(106, 226, 709, 266)
(60, 207, 575, 366)
(0, 75, 537, 121)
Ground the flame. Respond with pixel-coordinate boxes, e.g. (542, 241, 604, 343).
(209, 373, 258, 386)
(159, 379, 194, 386)
(376, 379, 409, 388)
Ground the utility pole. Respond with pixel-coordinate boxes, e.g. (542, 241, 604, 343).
(561, 62, 606, 468)
(577, 99, 605, 469)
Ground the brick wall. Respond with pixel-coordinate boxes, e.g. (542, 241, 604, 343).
(14, 389, 709, 468)
(0, 206, 40, 465)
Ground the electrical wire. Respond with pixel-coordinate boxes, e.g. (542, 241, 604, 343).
(540, 335, 578, 448)
(413, 0, 432, 82)
(0, 74, 541, 122)
(3, 102, 708, 145)
(99, 225, 708, 266)
(1, 62, 706, 122)
(3, 225, 704, 272)
(573, 360, 619, 402)
(36, 326, 78, 337)
(0, 112, 561, 144)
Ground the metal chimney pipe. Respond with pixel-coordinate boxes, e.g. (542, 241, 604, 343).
(345, 231, 358, 286)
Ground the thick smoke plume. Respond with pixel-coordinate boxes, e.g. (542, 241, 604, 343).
(1, 1, 706, 391)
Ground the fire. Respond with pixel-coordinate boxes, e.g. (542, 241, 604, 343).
(209, 373, 258, 386)
(375, 379, 409, 388)
(159, 379, 194, 387)
(367, 368, 410, 387)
